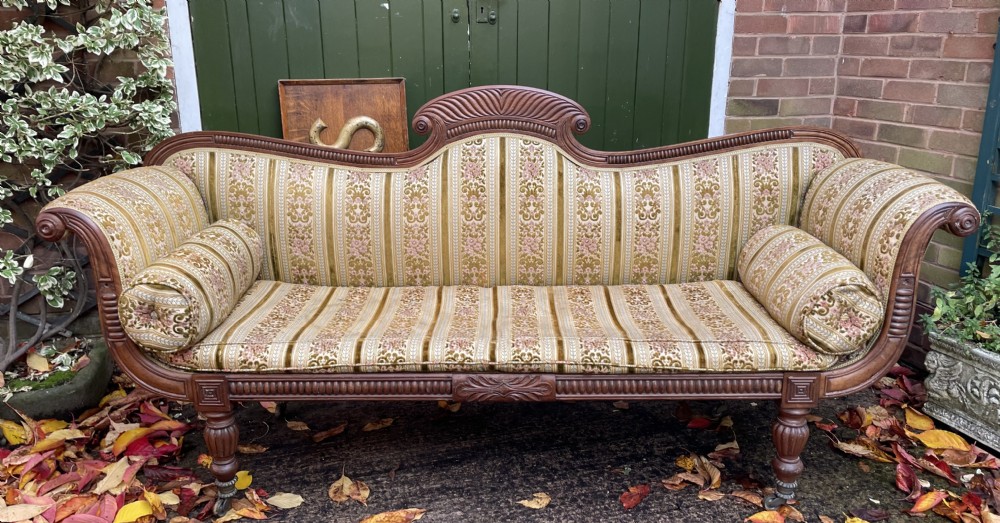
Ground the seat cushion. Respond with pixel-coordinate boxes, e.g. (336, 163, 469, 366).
(119, 220, 263, 352)
(153, 280, 840, 373)
(738, 225, 884, 355)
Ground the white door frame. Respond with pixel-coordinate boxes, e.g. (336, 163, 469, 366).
(709, 0, 736, 138)
(165, 0, 202, 132)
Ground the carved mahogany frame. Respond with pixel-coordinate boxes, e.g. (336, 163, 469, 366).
(37, 85, 980, 509)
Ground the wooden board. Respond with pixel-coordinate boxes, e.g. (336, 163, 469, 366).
(278, 78, 408, 152)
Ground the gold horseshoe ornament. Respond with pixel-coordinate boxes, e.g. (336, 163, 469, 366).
(308, 116, 386, 152)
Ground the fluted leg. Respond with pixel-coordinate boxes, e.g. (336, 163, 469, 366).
(204, 409, 240, 515)
(763, 405, 810, 510)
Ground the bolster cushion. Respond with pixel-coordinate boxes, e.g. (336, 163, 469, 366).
(119, 220, 263, 353)
(738, 225, 884, 356)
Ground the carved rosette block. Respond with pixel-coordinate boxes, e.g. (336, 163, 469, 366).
(924, 334, 1000, 451)
(452, 375, 556, 402)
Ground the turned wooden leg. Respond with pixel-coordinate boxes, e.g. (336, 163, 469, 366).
(204, 409, 240, 515)
(764, 404, 811, 509)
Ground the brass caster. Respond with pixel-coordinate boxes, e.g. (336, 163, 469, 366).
(213, 478, 238, 516)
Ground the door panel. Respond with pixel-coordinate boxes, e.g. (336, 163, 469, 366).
(188, 0, 719, 149)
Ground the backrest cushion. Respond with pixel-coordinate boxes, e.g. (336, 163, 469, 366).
(119, 220, 263, 352)
(164, 136, 843, 287)
(738, 225, 884, 355)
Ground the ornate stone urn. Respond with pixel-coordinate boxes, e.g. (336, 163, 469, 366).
(924, 333, 1000, 452)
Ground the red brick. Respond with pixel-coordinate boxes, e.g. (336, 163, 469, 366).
(894, 0, 950, 7)
(938, 84, 989, 109)
(731, 58, 784, 78)
(787, 15, 842, 34)
(883, 80, 937, 104)
(952, 0, 1000, 6)
(803, 116, 833, 127)
(838, 56, 862, 76)
(909, 59, 967, 82)
(783, 57, 837, 76)
(758, 36, 811, 55)
(846, 0, 893, 10)
(837, 77, 884, 98)
(878, 123, 928, 148)
(859, 58, 909, 78)
(844, 14, 867, 33)
(757, 78, 810, 97)
(736, 0, 764, 12)
(763, 0, 846, 11)
(867, 12, 918, 33)
(734, 14, 788, 34)
(910, 105, 963, 128)
(929, 130, 981, 156)
(966, 62, 992, 84)
(725, 119, 754, 134)
(856, 140, 900, 163)
(942, 36, 996, 59)
(889, 35, 943, 57)
(732, 36, 758, 57)
(857, 99, 907, 122)
(728, 79, 756, 97)
(812, 36, 842, 55)
(833, 117, 877, 139)
(843, 35, 889, 56)
(962, 110, 985, 133)
(918, 12, 978, 34)
(977, 11, 1000, 34)
(809, 77, 836, 95)
(779, 97, 833, 116)
(834, 98, 857, 117)
(728, 98, 780, 117)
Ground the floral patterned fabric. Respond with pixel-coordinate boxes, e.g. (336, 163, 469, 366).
(800, 158, 973, 303)
(119, 220, 263, 353)
(153, 280, 839, 373)
(41, 167, 210, 287)
(738, 225, 884, 355)
(163, 137, 843, 286)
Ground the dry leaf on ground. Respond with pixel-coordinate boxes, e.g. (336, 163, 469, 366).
(359, 508, 426, 523)
(661, 475, 690, 491)
(778, 504, 804, 522)
(286, 420, 311, 432)
(908, 490, 948, 514)
(363, 418, 394, 432)
(675, 454, 696, 472)
(744, 510, 785, 523)
(238, 443, 269, 454)
(904, 407, 935, 431)
(612, 401, 629, 410)
(695, 455, 722, 489)
(0, 503, 52, 522)
(731, 490, 763, 507)
(312, 422, 348, 443)
(619, 484, 650, 510)
(697, 489, 725, 501)
(516, 492, 551, 509)
(329, 474, 371, 505)
(266, 493, 304, 509)
(437, 401, 461, 412)
(908, 429, 971, 452)
(234, 470, 253, 490)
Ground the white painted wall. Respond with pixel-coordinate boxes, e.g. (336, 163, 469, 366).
(165, 0, 202, 132)
(708, 0, 736, 138)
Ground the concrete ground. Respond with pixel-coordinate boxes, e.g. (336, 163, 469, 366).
(185, 389, 924, 523)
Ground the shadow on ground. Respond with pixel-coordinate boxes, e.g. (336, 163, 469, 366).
(184, 389, 918, 522)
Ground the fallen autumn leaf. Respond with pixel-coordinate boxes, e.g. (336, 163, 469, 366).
(516, 492, 551, 509)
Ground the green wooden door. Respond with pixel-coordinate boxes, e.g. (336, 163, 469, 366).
(188, 0, 718, 150)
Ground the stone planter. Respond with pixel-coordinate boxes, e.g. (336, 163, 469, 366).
(0, 340, 114, 421)
(924, 333, 1000, 452)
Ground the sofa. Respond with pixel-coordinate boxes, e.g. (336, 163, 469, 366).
(36, 85, 979, 512)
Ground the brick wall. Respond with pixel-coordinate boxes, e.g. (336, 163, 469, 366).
(727, 0, 998, 305)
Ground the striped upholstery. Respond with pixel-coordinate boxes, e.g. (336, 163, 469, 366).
(154, 280, 838, 373)
(800, 159, 973, 303)
(163, 137, 844, 287)
(738, 225, 884, 355)
(42, 167, 210, 287)
(119, 220, 263, 353)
